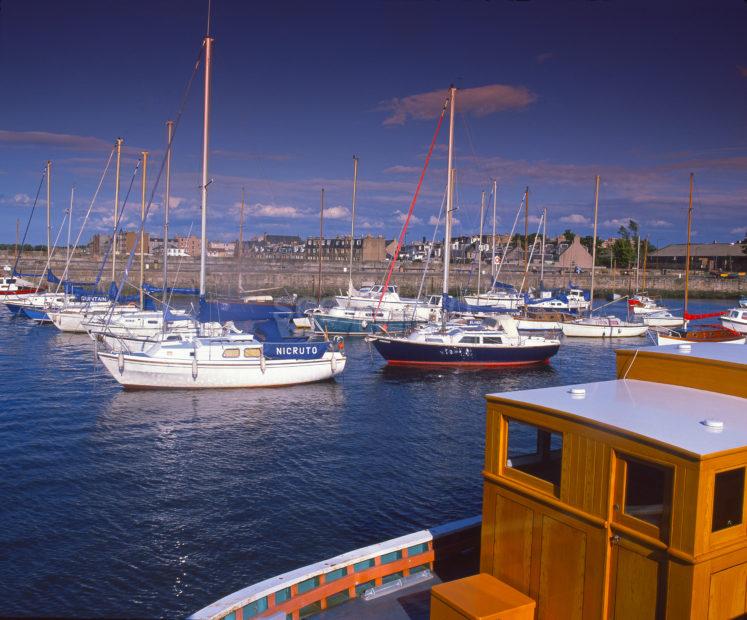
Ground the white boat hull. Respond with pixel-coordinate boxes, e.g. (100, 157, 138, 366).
(643, 316, 685, 328)
(516, 319, 561, 331)
(462, 295, 522, 310)
(98, 351, 346, 389)
(561, 322, 649, 338)
(720, 317, 747, 334)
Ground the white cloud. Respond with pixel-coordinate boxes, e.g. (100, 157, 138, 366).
(602, 217, 635, 229)
(254, 203, 305, 219)
(13, 193, 32, 205)
(359, 218, 384, 230)
(647, 219, 672, 228)
(384, 165, 421, 175)
(559, 213, 590, 225)
(394, 209, 422, 225)
(379, 83, 538, 126)
(428, 215, 441, 226)
(168, 196, 185, 209)
(730, 226, 747, 235)
(324, 205, 350, 220)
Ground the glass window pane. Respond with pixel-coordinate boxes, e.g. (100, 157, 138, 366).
(406, 543, 429, 556)
(713, 468, 745, 532)
(299, 601, 322, 619)
(326, 590, 350, 609)
(353, 558, 374, 572)
(506, 419, 563, 487)
(297, 576, 320, 594)
(274, 587, 291, 603)
(382, 571, 404, 584)
(242, 597, 268, 619)
(380, 550, 402, 565)
(623, 458, 670, 527)
(325, 567, 347, 582)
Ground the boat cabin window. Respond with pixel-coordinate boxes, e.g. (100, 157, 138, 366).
(482, 336, 503, 345)
(617, 455, 672, 530)
(459, 336, 480, 344)
(712, 468, 745, 532)
(425, 337, 443, 343)
(505, 419, 563, 488)
(165, 335, 182, 342)
(222, 348, 240, 358)
(147, 320, 159, 325)
(244, 347, 261, 358)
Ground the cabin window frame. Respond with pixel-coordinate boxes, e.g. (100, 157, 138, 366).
(612, 452, 673, 543)
(709, 465, 747, 546)
(500, 416, 563, 498)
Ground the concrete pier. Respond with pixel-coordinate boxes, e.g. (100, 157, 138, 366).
(3, 252, 745, 299)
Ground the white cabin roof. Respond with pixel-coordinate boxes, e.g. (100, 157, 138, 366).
(639, 342, 747, 366)
(488, 379, 747, 458)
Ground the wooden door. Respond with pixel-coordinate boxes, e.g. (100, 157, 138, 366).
(608, 533, 667, 620)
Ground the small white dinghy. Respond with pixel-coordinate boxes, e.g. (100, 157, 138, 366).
(561, 316, 649, 338)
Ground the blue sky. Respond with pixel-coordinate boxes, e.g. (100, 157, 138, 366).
(1, 0, 746, 249)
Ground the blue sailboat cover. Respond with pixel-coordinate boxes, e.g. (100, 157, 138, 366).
(198, 298, 296, 322)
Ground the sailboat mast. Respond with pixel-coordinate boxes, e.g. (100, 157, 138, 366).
(318, 188, 324, 306)
(684, 172, 694, 316)
(590, 175, 600, 313)
(540, 207, 546, 286)
(67, 186, 74, 265)
(163, 122, 173, 304)
(112, 138, 123, 281)
(199, 35, 213, 298)
(524, 186, 529, 270)
(635, 235, 641, 291)
(46, 160, 51, 263)
(238, 187, 245, 293)
(476, 190, 485, 303)
(491, 180, 497, 279)
(442, 86, 456, 300)
(642, 236, 649, 290)
(349, 155, 358, 296)
(140, 151, 148, 309)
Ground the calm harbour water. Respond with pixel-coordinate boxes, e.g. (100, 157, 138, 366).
(0, 298, 737, 618)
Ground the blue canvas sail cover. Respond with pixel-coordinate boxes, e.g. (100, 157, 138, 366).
(442, 294, 515, 314)
(198, 297, 296, 322)
(142, 283, 200, 296)
(253, 313, 306, 342)
(492, 281, 518, 292)
(262, 340, 328, 360)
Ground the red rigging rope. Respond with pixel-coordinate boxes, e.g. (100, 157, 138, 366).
(376, 95, 450, 314)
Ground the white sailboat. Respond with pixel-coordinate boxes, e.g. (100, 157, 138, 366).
(97, 30, 345, 388)
(561, 176, 647, 338)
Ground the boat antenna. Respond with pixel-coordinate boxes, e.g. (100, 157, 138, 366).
(163, 121, 174, 306)
(206, 0, 212, 37)
(318, 188, 324, 306)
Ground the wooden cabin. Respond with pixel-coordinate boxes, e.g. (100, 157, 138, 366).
(477, 343, 747, 619)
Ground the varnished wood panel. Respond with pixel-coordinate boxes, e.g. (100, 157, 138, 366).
(537, 515, 586, 620)
(616, 350, 747, 398)
(492, 494, 534, 592)
(611, 541, 661, 620)
(708, 563, 747, 620)
(561, 432, 610, 519)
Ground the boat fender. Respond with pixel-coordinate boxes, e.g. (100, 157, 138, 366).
(260, 350, 266, 374)
(118, 350, 125, 375)
(361, 320, 368, 328)
(331, 353, 337, 373)
(335, 336, 344, 351)
(192, 357, 198, 380)
(93, 340, 98, 363)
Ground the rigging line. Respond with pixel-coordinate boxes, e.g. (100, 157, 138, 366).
(12, 167, 47, 275)
(165, 220, 195, 310)
(376, 94, 450, 314)
(491, 193, 524, 289)
(519, 210, 544, 294)
(54, 147, 116, 294)
(415, 187, 447, 304)
(91, 158, 142, 289)
(33, 202, 72, 294)
(107, 40, 204, 320)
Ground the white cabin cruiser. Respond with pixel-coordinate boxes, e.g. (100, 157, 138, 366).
(98, 332, 346, 389)
(560, 316, 649, 338)
(721, 308, 747, 334)
(335, 284, 441, 322)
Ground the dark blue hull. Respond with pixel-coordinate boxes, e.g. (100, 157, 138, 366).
(372, 337, 559, 366)
(21, 306, 51, 322)
(4, 303, 24, 316)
